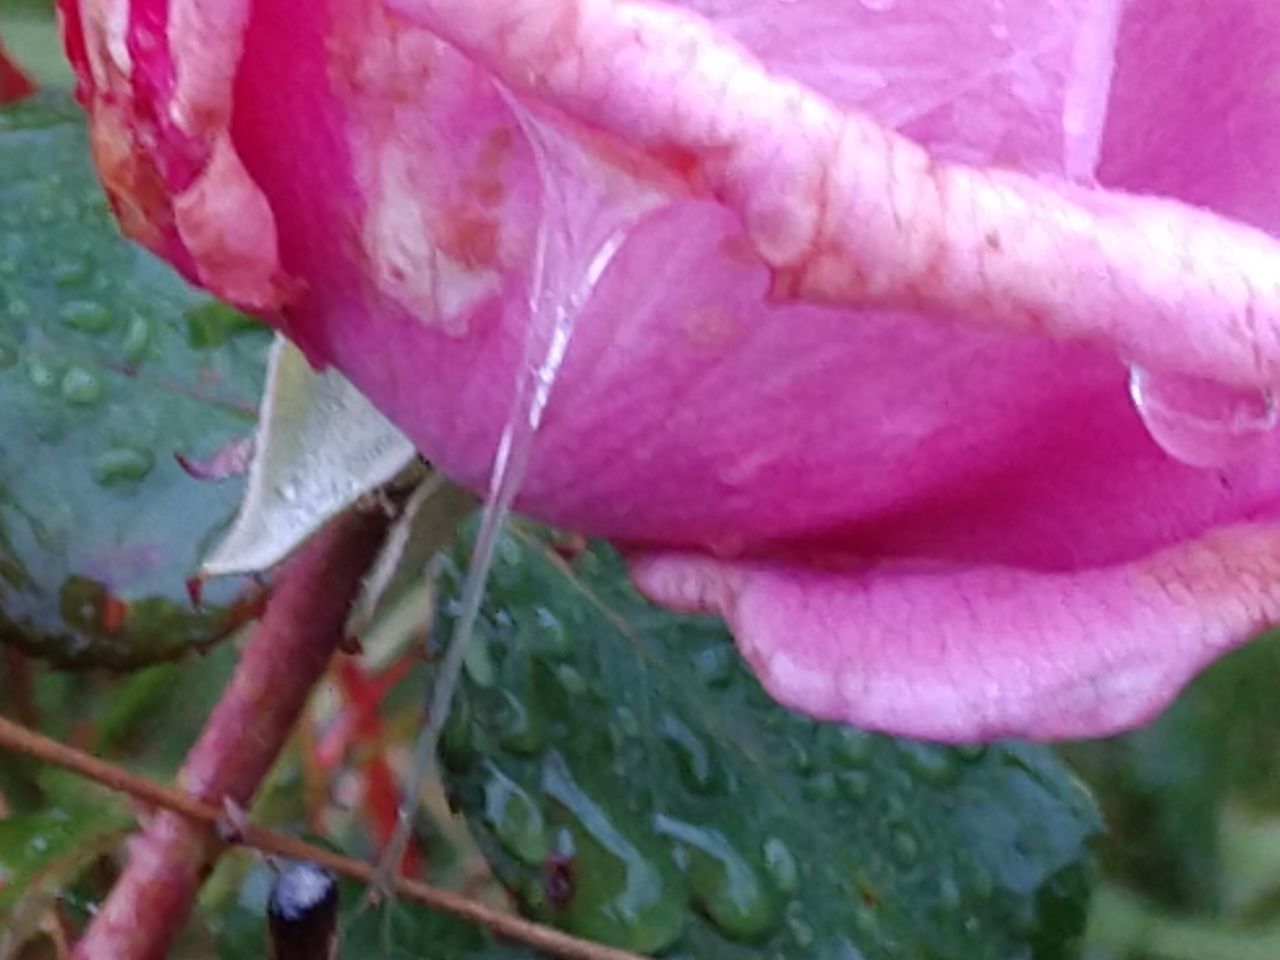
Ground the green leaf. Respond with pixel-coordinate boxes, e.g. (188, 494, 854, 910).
(0, 0, 70, 90)
(1066, 629, 1280, 921)
(439, 530, 1102, 959)
(0, 95, 271, 668)
(0, 776, 130, 956)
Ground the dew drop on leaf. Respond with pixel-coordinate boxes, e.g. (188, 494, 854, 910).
(60, 365, 103, 405)
(60, 300, 113, 335)
(837, 770, 871, 801)
(483, 764, 548, 866)
(762, 836, 799, 894)
(656, 815, 782, 942)
(832, 728, 877, 767)
(93, 447, 155, 486)
(660, 713, 724, 796)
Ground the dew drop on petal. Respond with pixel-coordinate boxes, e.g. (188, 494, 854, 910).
(1128, 365, 1278, 468)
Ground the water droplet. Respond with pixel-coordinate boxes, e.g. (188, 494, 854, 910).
(60, 365, 104, 405)
(790, 738, 814, 774)
(692, 644, 736, 688)
(891, 827, 920, 864)
(529, 606, 573, 660)
(463, 628, 498, 689)
(93, 447, 155, 486)
(805, 772, 839, 801)
(497, 688, 548, 755)
(883, 793, 908, 822)
(955, 744, 987, 763)
(554, 663, 589, 696)
(659, 713, 722, 795)
(762, 837, 799, 894)
(897, 742, 961, 786)
(832, 728, 877, 767)
(483, 764, 548, 865)
(938, 875, 962, 909)
(612, 705, 640, 739)
(786, 902, 815, 947)
(1129, 365, 1278, 467)
(854, 904, 878, 935)
(544, 755, 688, 951)
(837, 770, 870, 801)
(121, 315, 152, 363)
(656, 815, 782, 942)
(26, 358, 57, 392)
(440, 691, 478, 767)
(52, 261, 92, 290)
(970, 866, 994, 899)
(277, 481, 299, 503)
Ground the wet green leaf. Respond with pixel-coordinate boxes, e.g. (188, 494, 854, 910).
(0, 777, 129, 956)
(0, 95, 270, 668)
(439, 529, 1102, 959)
(0, 0, 68, 90)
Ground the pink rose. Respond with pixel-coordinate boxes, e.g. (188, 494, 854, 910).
(59, 0, 1280, 741)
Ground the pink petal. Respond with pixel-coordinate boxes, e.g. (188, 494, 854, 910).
(390, 0, 1280, 392)
(631, 523, 1280, 741)
(58, 0, 286, 309)
(1100, 0, 1280, 234)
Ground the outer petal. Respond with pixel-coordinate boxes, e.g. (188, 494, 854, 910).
(390, 0, 1280, 392)
(58, 0, 286, 308)
(631, 524, 1280, 741)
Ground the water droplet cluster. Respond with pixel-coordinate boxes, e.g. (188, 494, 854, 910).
(436, 532, 1099, 959)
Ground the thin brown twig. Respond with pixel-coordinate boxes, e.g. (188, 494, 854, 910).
(0, 715, 649, 960)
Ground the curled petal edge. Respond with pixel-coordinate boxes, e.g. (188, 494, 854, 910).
(629, 522, 1280, 742)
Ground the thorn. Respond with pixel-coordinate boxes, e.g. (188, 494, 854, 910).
(339, 633, 364, 655)
(216, 797, 250, 844)
(185, 575, 205, 610)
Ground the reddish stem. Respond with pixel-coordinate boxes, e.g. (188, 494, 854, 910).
(72, 507, 390, 960)
(0, 41, 35, 104)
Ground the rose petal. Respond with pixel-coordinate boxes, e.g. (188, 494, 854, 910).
(1100, 0, 1280, 233)
(389, 0, 1280, 392)
(631, 522, 1280, 741)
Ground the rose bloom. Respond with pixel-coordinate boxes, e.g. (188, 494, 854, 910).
(57, 0, 1280, 741)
